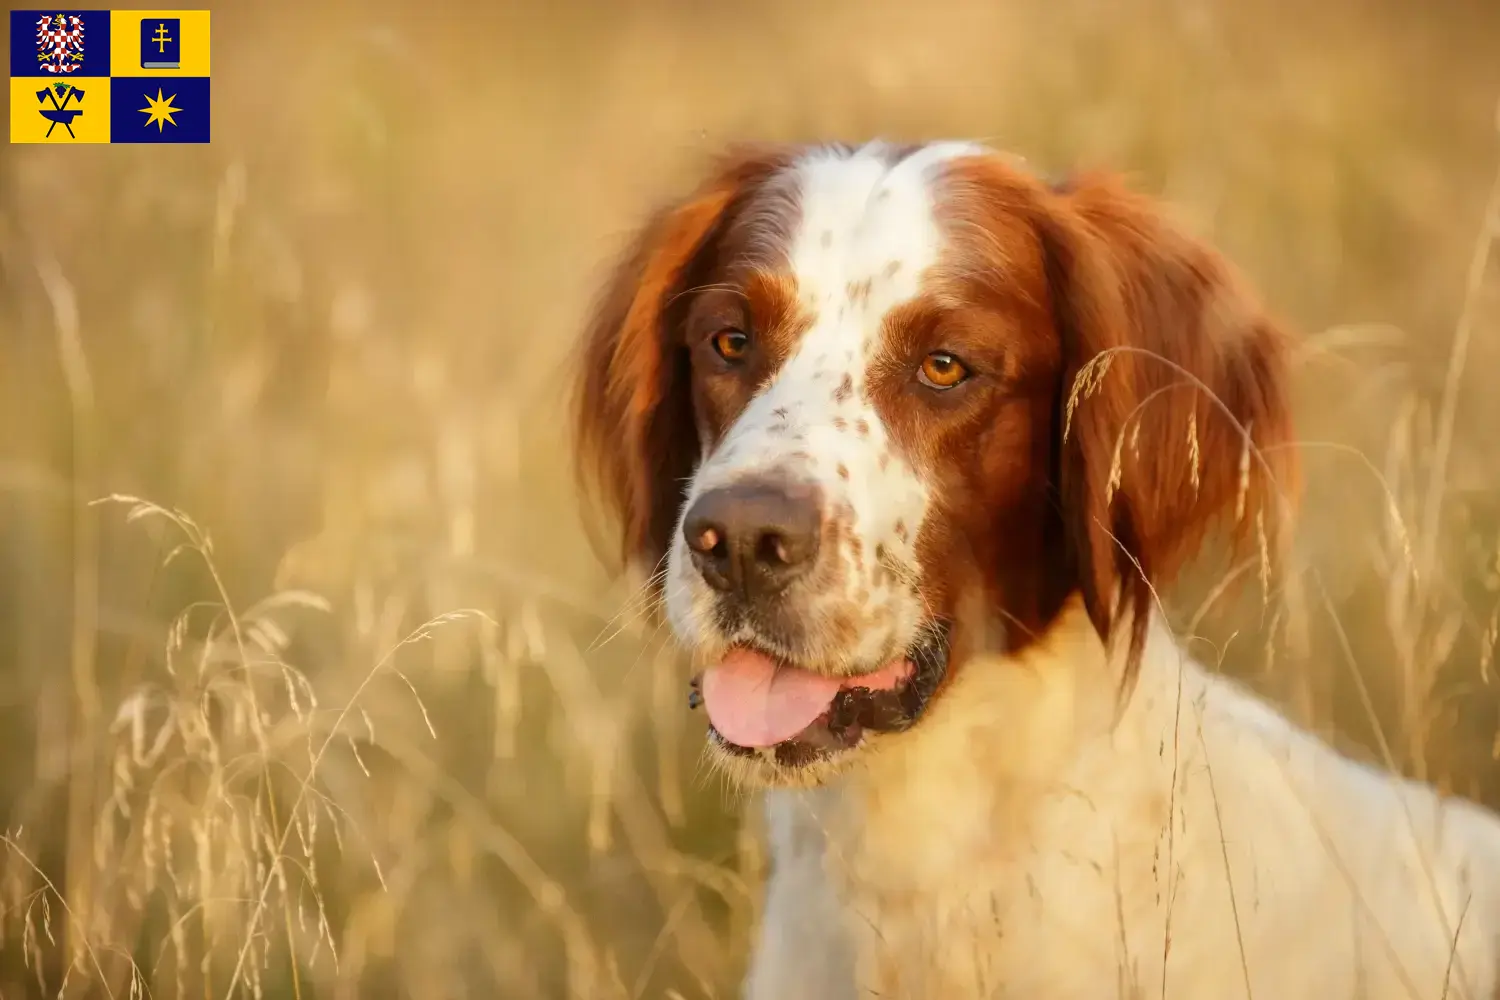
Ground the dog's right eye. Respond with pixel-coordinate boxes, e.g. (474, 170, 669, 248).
(917, 351, 970, 390)
(711, 329, 750, 363)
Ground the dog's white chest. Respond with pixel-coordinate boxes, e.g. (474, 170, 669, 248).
(744, 632, 1500, 1000)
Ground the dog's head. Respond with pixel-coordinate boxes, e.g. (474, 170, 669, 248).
(574, 142, 1296, 787)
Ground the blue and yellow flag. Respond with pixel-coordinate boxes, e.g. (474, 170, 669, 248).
(10, 9, 209, 144)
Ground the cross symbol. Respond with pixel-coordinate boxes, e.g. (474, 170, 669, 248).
(151, 23, 172, 53)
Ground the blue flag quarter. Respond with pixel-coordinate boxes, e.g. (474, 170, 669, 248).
(10, 10, 112, 78)
(109, 76, 209, 143)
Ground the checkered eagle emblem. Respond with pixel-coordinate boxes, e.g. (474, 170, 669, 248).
(34, 13, 85, 75)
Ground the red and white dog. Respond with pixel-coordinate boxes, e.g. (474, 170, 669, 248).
(573, 141, 1500, 999)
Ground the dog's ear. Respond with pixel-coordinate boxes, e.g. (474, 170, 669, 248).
(1038, 173, 1299, 680)
(573, 148, 789, 575)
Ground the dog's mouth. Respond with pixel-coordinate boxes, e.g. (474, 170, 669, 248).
(688, 626, 950, 768)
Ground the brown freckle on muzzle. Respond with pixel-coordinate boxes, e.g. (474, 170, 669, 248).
(833, 417, 848, 431)
(855, 418, 869, 436)
(833, 373, 853, 402)
(846, 278, 873, 307)
(837, 463, 850, 480)
(882, 260, 901, 277)
(894, 519, 907, 540)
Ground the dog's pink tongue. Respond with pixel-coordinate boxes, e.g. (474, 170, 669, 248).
(702, 649, 841, 749)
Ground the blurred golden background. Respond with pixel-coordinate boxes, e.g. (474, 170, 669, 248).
(2, 0, 1499, 996)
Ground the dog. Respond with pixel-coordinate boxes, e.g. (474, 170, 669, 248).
(572, 140, 1500, 999)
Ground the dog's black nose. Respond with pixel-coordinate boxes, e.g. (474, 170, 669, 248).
(683, 478, 822, 599)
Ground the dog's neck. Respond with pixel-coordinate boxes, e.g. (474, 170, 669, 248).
(767, 596, 1192, 901)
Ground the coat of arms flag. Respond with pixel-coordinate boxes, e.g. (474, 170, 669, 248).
(10, 9, 210, 143)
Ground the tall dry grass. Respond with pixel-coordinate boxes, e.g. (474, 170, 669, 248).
(2, 0, 1499, 996)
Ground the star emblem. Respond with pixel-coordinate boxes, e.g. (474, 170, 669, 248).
(139, 88, 180, 132)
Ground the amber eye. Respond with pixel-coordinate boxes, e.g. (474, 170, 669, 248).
(917, 351, 970, 390)
(711, 329, 750, 363)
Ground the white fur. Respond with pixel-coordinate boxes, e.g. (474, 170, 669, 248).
(743, 598, 1500, 999)
(644, 141, 1500, 997)
(666, 142, 981, 674)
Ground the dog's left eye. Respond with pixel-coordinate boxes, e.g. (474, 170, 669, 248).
(712, 329, 750, 363)
(917, 351, 970, 390)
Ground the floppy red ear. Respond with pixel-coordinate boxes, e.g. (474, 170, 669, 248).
(1039, 173, 1299, 677)
(572, 149, 789, 574)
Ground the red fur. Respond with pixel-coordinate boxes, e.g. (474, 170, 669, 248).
(572, 148, 793, 572)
